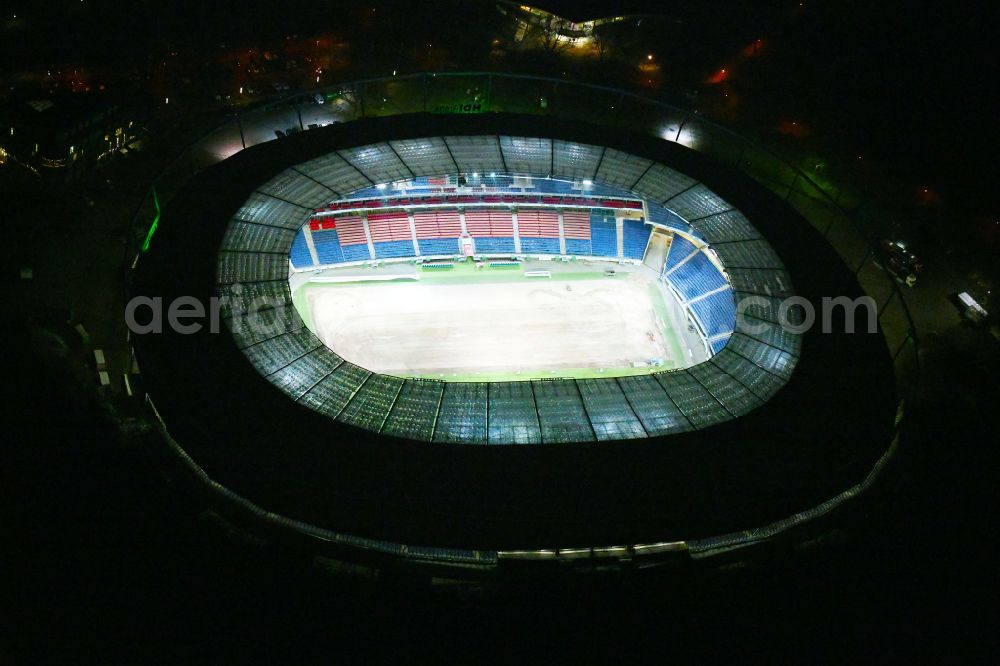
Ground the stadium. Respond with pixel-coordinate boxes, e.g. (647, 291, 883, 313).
(130, 74, 916, 574)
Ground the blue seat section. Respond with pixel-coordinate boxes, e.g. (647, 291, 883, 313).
(477, 174, 514, 190)
(668, 253, 729, 301)
(710, 335, 731, 354)
(473, 237, 515, 253)
(416, 238, 460, 255)
(342, 185, 386, 199)
(520, 237, 561, 254)
(373, 240, 416, 259)
(565, 238, 592, 255)
(622, 219, 651, 260)
(648, 202, 695, 236)
(589, 211, 618, 258)
(341, 243, 372, 262)
(534, 178, 642, 199)
(333, 175, 647, 201)
(289, 229, 314, 269)
(535, 179, 576, 194)
(691, 290, 737, 338)
(312, 229, 345, 265)
(581, 181, 631, 198)
(664, 234, 697, 274)
(404, 176, 436, 190)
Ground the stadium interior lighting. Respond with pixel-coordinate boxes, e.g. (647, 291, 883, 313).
(268, 135, 781, 401)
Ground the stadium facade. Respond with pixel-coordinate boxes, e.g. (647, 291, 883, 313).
(130, 75, 915, 573)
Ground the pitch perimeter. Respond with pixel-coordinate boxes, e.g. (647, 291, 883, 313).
(295, 263, 691, 381)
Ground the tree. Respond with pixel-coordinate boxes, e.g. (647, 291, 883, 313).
(591, 25, 615, 61)
(535, 26, 570, 56)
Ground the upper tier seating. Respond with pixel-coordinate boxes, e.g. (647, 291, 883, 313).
(647, 201, 696, 236)
(464, 209, 514, 237)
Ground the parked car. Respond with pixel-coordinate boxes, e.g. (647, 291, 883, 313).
(951, 292, 990, 326)
(875, 239, 923, 286)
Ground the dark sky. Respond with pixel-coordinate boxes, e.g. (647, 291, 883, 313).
(770, 2, 996, 209)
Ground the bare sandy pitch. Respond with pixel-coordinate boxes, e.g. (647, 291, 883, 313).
(306, 275, 671, 378)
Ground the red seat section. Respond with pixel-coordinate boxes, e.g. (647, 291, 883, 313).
(315, 192, 645, 217)
(562, 210, 591, 240)
(465, 209, 514, 238)
(366, 212, 412, 243)
(335, 216, 368, 245)
(516, 209, 560, 238)
(413, 210, 462, 239)
(309, 218, 337, 231)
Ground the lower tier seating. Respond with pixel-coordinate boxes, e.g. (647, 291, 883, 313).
(590, 212, 618, 257)
(416, 237, 461, 255)
(473, 237, 516, 253)
(622, 219, 651, 260)
(520, 237, 561, 254)
(667, 252, 729, 301)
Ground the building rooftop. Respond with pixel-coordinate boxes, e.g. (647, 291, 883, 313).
(499, 0, 666, 24)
